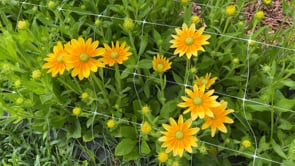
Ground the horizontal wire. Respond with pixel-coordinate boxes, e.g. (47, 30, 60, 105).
(16, 1, 295, 52)
(5, 1, 292, 165)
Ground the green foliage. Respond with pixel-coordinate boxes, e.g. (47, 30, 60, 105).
(0, 0, 295, 165)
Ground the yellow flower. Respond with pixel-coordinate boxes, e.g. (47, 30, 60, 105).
(141, 121, 152, 134)
(72, 107, 81, 116)
(65, 37, 105, 80)
(241, 139, 252, 148)
(232, 58, 239, 64)
(81, 92, 89, 99)
(14, 80, 21, 88)
(225, 5, 236, 15)
(159, 115, 199, 157)
(199, 145, 208, 154)
(17, 20, 28, 30)
(194, 73, 217, 89)
(123, 17, 134, 31)
(141, 105, 151, 113)
(248, 39, 255, 45)
(172, 161, 180, 166)
(42, 41, 69, 77)
(263, 0, 271, 5)
(170, 23, 210, 59)
(32, 70, 41, 79)
(107, 119, 116, 128)
(152, 54, 172, 73)
(102, 41, 132, 66)
(158, 152, 169, 163)
(255, 11, 264, 19)
(178, 85, 220, 120)
(47, 1, 55, 8)
(201, 100, 234, 137)
(191, 15, 200, 24)
(95, 19, 102, 26)
(16, 97, 24, 104)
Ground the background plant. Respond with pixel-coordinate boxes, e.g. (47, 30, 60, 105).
(0, 0, 295, 165)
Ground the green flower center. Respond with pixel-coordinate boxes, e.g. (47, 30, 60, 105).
(157, 64, 164, 70)
(110, 52, 119, 58)
(80, 53, 89, 62)
(193, 97, 203, 105)
(185, 37, 194, 45)
(57, 55, 63, 62)
(175, 131, 184, 139)
(202, 79, 208, 85)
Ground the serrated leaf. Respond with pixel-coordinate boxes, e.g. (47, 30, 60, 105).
(115, 138, 137, 156)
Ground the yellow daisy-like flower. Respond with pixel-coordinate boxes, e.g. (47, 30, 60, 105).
(263, 0, 271, 5)
(42, 41, 69, 77)
(170, 23, 210, 59)
(72, 107, 81, 116)
(241, 139, 252, 148)
(141, 121, 152, 135)
(191, 15, 200, 24)
(158, 115, 199, 157)
(102, 41, 132, 66)
(81, 92, 89, 99)
(107, 119, 116, 128)
(158, 152, 169, 163)
(152, 54, 172, 73)
(194, 73, 217, 89)
(201, 100, 234, 137)
(255, 11, 265, 19)
(178, 85, 220, 120)
(141, 105, 151, 113)
(65, 37, 105, 80)
(32, 70, 41, 79)
(225, 5, 236, 15)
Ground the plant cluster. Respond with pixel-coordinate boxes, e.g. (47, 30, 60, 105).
(1, 0, 295, 165)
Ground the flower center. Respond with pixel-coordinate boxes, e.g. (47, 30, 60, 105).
(193, 97, 203, 105)
(185, 37, 194, 45)
(110, 52, 119, 58)
(79, 53, 89, 62)
(57, 55, 63, 62)
(175, 131, 184, 139)
(202, 79, 208, 85)
(157, 64, 164, 70)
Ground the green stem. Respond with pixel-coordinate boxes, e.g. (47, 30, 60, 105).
(159, 73, 166, 105)
(222, 18, 230, 34)
(182, 59, 190, 94)
(90, 72, 110, 107)
(270, 88, 274, 141)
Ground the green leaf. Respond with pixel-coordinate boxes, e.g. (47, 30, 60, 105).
(271, 140, 287, 159)
(281, 79, 295, 90)
(115, 138, 137, 156)
(123, 149, 141, 161)
(140, 140, 151, 155)
(160, 100, 178, 119)
(278, 119, 293, 130)
(120, 126, 137, 138)
(138, 35, 148, 56)
(172, 72, 183, 84)
(67, 118, 81, 139)
(276, 98, 295, 112)
(287, 139, 295, 160)
(137, 59, 152, 69)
